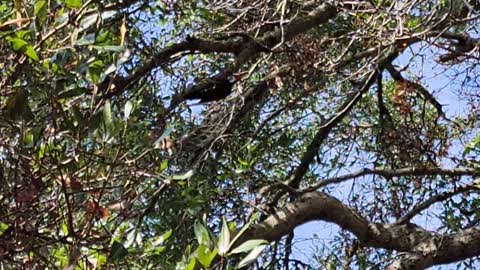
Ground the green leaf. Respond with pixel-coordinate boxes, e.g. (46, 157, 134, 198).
(53, 246, 68, 267)
(228, 217, 254, 250)
(152, 246, 166, 255)
(194, 222, 210, 246)
(58, 87, 85, 99)
(407, 17, 421, 29)
(34, 0, 47, 19)
(0, 222, 9, 236)
(170, 170, 194, 181)
(125, 229, 142, 248)
(8, 37, 27, 51)
(109, 241, 128, 261)
(103, 100, 113, 128)
(91, 45, 124, 52)
(463, 135, 480, 156)
(218, 216, 230, 256)
(158, 160, 168, 173)
(152, 229, 172, 246)
(65, 0, 82, 9)
(185, 257, 196, 270)
(77, 13, 98, 32)
(6, 36, 39, 61)
(236, 244, 267, 269)
(76, 11, 116, 33)
(57, 216, 68, 238)
(38, 143, 48, 159)
(196, 245, 218, 268)
(24, 46, 39, 61)
(123, 101, 133, 121)
(23, 132, 34, 148)
(34, 1, 45, 14)
(229, 239, 268, 255)
(88, 60, 104, 84)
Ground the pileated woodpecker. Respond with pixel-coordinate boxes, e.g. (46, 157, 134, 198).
(184, 75, 239, 103)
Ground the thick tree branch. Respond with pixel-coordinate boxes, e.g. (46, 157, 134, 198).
(261, 4, 337, 46)
(103, 3, 338, 103)
(100, 36, 246, 98)
(235, 191, 480, 270)
(388, 226, 480, 269)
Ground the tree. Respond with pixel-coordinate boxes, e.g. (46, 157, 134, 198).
(0, 0, 479, 269)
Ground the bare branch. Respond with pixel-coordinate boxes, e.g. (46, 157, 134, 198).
(396, 184, 479, 225)
(302, 166, 480, 192)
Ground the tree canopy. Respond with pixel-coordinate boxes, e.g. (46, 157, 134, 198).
(1, 0, 480, 269)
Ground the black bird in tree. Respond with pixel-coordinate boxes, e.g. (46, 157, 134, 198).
(184, 74, 241, 103)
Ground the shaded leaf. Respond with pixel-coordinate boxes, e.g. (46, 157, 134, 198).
(109, 241, 128, 261)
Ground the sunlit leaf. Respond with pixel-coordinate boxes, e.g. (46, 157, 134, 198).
(158, 159, 168, 173)
(88, 60, 104, 84)
(0, 222, 9, 236)
(65, 0, 82, 9)
(124, 101, 133, 121)
(24, 45, 39, 61)
(152, 229, 172, 246)
(7, 37, 27, 51)
(170, 170, 194, 180)
(196, 245, 218, 268)
(229, 239, 268, 254)
(91, 45, 124, 52)
(194, 221, 210, 246)
(120, 16, 127, 46)
(218, 216, 230, 256)
(103, 100, 113, 128)
(236, 244, 267, 268)
(34, 1, 46, 15)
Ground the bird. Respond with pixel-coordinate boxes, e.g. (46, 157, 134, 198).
(184, 75, 239, 103)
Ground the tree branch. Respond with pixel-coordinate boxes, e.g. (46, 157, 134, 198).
(235, 191, 480, 270)
(302, 166, 480, 192)
(99, 36, 246, 98)
(396, 183, 479, 225)
(103, 3, 338, 104)
(385, 63, 448, 120)
(286, 70, 378, 190)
